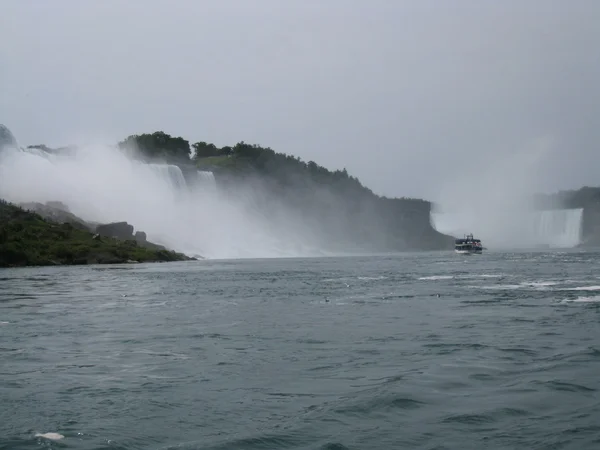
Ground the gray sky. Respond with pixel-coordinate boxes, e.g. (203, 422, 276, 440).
(2, 0, 599, 201)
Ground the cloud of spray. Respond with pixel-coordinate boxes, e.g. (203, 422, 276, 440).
(0, 142, 335, 259)
(430, 136, 584, 248)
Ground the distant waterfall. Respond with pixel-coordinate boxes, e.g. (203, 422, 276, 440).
(430, 208, 584, 248)
(529, 208, 583, 248)
(144, 165, 218, 193)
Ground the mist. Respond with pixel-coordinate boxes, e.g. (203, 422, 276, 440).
(0, 142, 337, 259)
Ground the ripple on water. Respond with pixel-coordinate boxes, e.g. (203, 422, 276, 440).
(536, 380, 597, 393)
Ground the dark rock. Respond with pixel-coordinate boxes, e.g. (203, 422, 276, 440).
(95, 221, 171, 252)
(95, 221, 135, 240)
(580, 204, 600, 247)
(134, 231, 147, 243)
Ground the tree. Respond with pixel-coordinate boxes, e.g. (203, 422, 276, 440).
(119, 131, 191, 163)
(232, 141, 267, 159)
(192, 141, 219, 159)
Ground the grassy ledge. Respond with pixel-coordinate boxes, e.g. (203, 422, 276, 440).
(0, 200, 194, 268)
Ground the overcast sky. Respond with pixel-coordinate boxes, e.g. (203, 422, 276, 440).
(1, 0, 599, 201)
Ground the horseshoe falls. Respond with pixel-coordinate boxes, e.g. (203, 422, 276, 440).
(430, 208, 584, 249)
(532, 209, 584, 248)
(0, 142, 325, 259)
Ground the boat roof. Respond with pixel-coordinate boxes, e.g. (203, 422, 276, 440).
(455, 237, 481, 243)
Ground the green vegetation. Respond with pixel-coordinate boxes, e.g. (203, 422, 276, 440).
(119, 131, 192, 164)
(0, 200, 192, 268)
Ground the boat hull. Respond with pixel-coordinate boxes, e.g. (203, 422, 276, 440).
(455, 249, 482, 255)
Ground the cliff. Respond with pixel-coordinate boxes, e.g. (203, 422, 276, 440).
(196, 143, 454, 251)
(119, 133, 454, 252)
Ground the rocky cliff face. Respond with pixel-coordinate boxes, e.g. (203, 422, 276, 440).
(95, 222, 135, 240)
(581, 204, 600, 247)
(94, 222, 164, 250)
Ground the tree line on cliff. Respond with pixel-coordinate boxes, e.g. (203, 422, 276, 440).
(119, 131, 427, 206)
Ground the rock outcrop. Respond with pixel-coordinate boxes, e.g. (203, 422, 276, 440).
(94, 221, 167, 251)
(95, 221, 135, 240)
(135, 231, 147, 243)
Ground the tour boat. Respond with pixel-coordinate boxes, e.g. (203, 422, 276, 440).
(454, 233, 483, 254)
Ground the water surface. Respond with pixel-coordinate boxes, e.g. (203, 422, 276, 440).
(2, 251, 600, 449)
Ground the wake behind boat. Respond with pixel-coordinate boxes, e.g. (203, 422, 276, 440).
(455, 233, 483, 254)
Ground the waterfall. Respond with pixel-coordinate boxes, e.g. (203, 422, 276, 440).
(430, 208, 584, 248)
(196, 170, 217, 191)
(529, 208, 583, 248)
(147, 164, 188, 190)
(145, 165, 216, 192)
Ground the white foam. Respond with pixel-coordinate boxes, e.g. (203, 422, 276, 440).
(418, 275, 454, 281)
(474, 280, 559, 290)
(560, 286, 600, 291)
(419, 274, 502, 281)
(572, 286, 600, 291)
(35, 432, 64, 440)
(561, 296, 600, 304)
(476, 284, 523, 290)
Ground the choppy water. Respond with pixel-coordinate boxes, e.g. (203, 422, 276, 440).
(2, 251, 600, 449)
